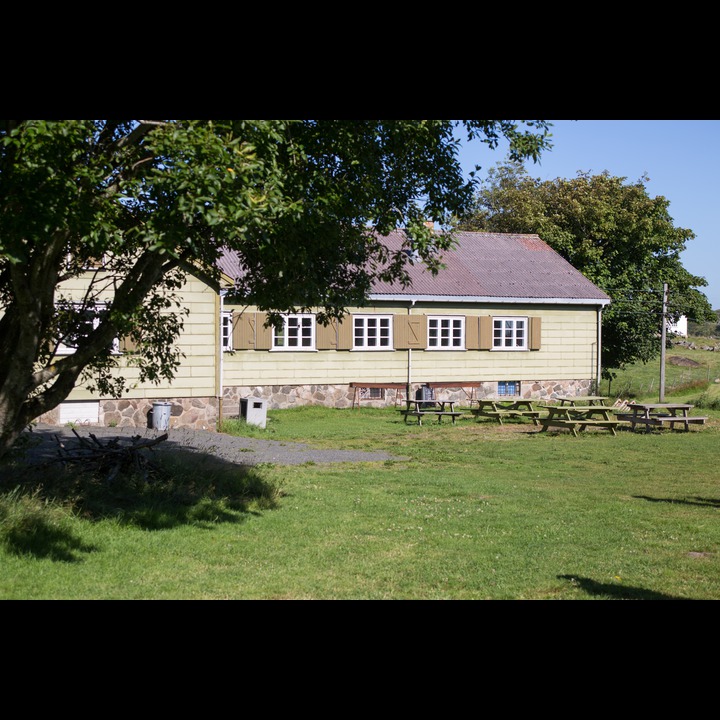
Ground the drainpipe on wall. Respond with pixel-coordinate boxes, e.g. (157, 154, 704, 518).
(218, 289, 227, 427)
(596, 304, 603, 393)
(407, 299, 416, 401)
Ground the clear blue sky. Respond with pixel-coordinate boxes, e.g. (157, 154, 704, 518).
(456, 119, 720, 310)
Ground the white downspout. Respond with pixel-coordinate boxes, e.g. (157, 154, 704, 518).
(407, 299, 416, 400)
(597, 304, 603, 392)
(219, 289, 227, 425)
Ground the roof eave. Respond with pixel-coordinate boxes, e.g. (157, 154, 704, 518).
(368, 294, 611, 306)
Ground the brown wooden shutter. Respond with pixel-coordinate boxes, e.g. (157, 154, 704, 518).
(529, 316, 542, 350)
(337, 316, 353, 350)
(394, 314, 426, 349)
(465, 316, 480, 350)
(316, 318, 338, 349)
(479, 316, 492, 350)
(255, 312, 272, 350)
(120, 335, 138, 352)
(231, 311, 256, 349)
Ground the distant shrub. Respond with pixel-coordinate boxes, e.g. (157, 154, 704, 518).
(695, 389, 720, 411)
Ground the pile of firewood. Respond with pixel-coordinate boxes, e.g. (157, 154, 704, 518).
(51, 429, 169, 482)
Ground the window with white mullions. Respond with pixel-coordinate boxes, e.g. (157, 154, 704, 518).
(493, 317, 527, 350)
(353, 315, 392, 349)
(56, 302, 119, 355)
(221, 311, 233, 351)
(273, 314, 315, 350)
(428, 316, 464, 349)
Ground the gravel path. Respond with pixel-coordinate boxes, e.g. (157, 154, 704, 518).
(13, 423, 409, 468)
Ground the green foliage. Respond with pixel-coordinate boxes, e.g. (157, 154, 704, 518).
(0, 120, 551, 456)
(688, 309, 720, 338)
(695, 384, 720, 410)
(458, 161, 715, 378)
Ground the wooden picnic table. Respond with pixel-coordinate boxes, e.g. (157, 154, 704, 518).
(401, 399, 464, 425)
(471, 398, 541, 426)
(554, 395, 610, 407)
(614, 402, 707, 433)
(537, 403, 619, 437)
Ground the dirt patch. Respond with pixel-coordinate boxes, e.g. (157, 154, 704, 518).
(668, 355, 703, 367)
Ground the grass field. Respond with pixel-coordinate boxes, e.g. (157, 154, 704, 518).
(1, 339, 719, 600)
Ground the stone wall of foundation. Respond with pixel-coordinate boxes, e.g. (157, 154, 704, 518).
(221, 379, 596, 415)
(37, 378, 596, 428)
(37, 397, 219, 431)
(100, 397, 219, 430)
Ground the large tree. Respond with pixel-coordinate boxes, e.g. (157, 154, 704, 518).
(0, 119, 551, 457)
(457, 161, 715, 379)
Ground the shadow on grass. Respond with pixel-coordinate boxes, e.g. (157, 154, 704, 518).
(558, 575, 691, 600)
(1, 428, 286, 556)
(633, 495, 720, 508)
(1, 509, 98, 562)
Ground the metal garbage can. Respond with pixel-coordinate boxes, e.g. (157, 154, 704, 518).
(415, 384, 435, 408)
(239, 397, 268, 429)
(152, 402, 172, 431)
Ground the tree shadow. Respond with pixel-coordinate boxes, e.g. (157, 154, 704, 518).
(2, 517, 97, 562)
(558, 575, 692, 600)
(1, 427, 286, 541)
(633, 495, 720, 508)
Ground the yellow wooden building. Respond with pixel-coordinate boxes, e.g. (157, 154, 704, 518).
(46, 231, 611, 429)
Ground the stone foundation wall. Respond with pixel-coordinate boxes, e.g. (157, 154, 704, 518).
(37, 396, 219, 431)
(221, 379, 595, 415)
(37, 378, 596, 429)
(101, 397, 219, 430)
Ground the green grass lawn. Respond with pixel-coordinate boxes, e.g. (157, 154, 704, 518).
(2, 341, 719, 600)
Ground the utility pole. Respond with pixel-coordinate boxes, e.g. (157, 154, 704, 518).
(659, 283, 668, 402)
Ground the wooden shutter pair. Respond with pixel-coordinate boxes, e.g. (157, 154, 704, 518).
(231, 311, 272, 350)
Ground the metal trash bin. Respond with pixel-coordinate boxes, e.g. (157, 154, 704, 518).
(240, 397, 268, 429)
(152, 402, 172, 431)
(415, 384, 435, 409)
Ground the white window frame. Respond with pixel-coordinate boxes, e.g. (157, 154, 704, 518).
(272, 314, 316, 351)
(221, 310, 233, 352)
(427, 315, 465, 350)
(353, 314, 393, 350)
(56, 302, 119, 355)
(492, 316, 528, 351)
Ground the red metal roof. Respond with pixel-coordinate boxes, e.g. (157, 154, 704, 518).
(220, 231, 610, 304)
(374, 231, 609, 302)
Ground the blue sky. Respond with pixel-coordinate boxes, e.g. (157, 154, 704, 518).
(455, 119, 720, 310)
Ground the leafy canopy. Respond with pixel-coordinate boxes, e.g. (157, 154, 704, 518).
(0, 119, 551, 455)
(458, 161, 715, 377)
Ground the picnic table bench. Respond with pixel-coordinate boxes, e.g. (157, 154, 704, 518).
(471, 399, 541, 425)
(614, 402, 708, 433)
(401, 399, 465, 425)
(537, 402, 620, 437)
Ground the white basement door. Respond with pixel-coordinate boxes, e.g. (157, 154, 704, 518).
(58, 401, 100, 425)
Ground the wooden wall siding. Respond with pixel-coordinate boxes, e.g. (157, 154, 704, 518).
(221, 304, 599, 386)
(60, 273, 219, 401)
